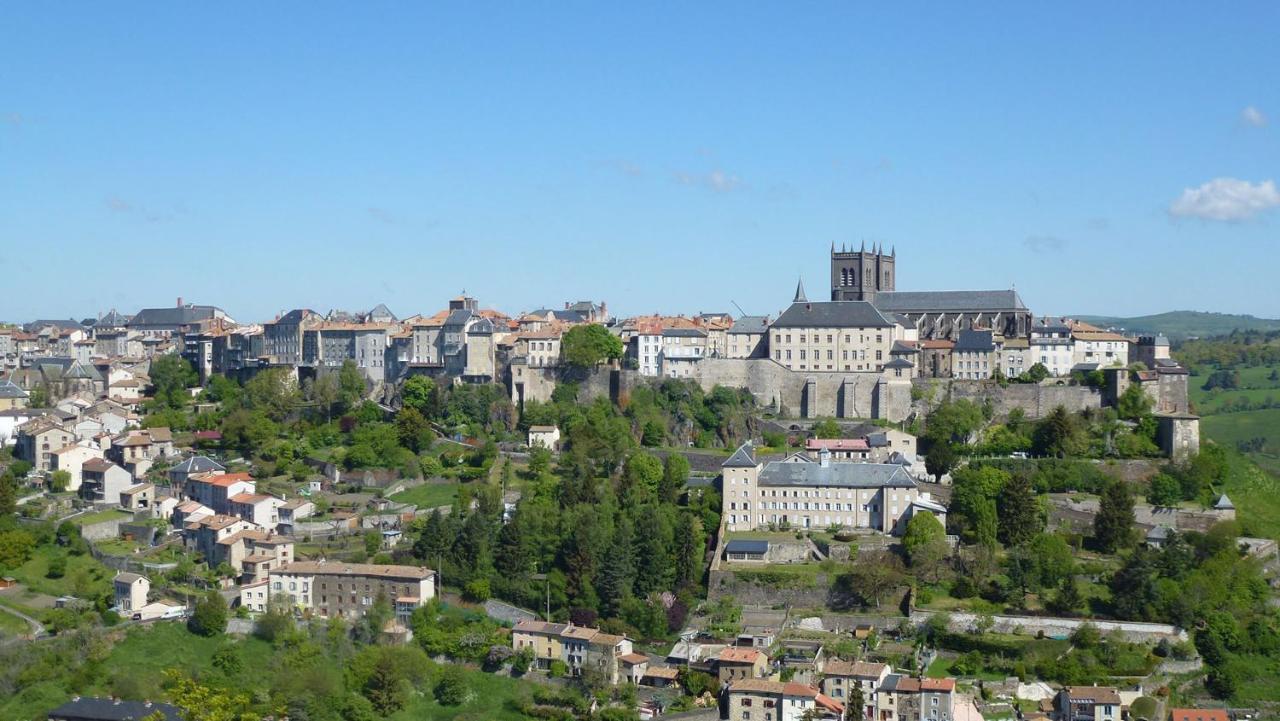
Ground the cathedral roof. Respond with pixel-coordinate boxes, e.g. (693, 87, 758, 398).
(872, 290, 1028, 313)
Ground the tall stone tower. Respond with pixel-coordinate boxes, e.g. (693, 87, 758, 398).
(830, 242, 895, 301)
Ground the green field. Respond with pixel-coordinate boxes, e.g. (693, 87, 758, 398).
(6, 544, 114, 599)
(69, 509, 134, 526)
(389, 481, 460, 509)
(1200, 411, 1280, 539)
(1189, 366, 1280, 415)
(388, 668, 536, 721)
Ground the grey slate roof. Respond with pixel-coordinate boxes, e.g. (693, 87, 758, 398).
(883, 358, 914, 369)
(1214, 494, 1234, 510)
(954, 330, 996, 353)
(47, 697, 182, 721)
(444, 309, 474, 327)
(728, 316, 769, 334)
(365, 303, 397, 321)
(758, 461, 915, 488)
(273, 309, 318, 325)
(0, 379, 28, 399)
(468, 317, 495, 335)
(129, 305, 222, 328)
(94, 310, 129, 327)
(724, 539, 769, 555)
(23, 318, 86, 333)
(722, 443, 758, 468)
(872, 289, 1028, 313)
(662, 327, 707, 338)
(530, 308, 587, 323)
(171, 456, 226, 474)
(772, 301, 894, 329)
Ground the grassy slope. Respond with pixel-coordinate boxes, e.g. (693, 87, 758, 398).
(388, 481, 460, 509)
(3, 621, 539, 721)
(1188, 366, 1280, 415)
(1200, 413, 1280, 540)
(7, 544, 114, 599)
(1074, 311, 1280, 340)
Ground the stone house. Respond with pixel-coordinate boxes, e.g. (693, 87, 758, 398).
(820, 660, 890, 719)
(725, 679, 844, 721)
(51, 442, 105, 492)
(717, 646, 771, 685)
(727, 315, 770, 359)
(168, 455, 227, 492)
(951, 329, 996, 380)
(920, 339, 954, 378)
(185, 472, 256, 514)
(1031, 319, 1075, 377)
(80, 458, 134, 504)
(16, 418, 76, 472)
(119, 482, 155, 512)
(0, 378, 29, 410)
(1055, 686, 1122, 721)
(113, 572, 149, 613)
(265, 561, 436, 621)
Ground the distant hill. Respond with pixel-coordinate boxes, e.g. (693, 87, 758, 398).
(1073, 311, 1280, 340)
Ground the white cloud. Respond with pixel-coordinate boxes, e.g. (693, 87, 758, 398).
(1242, 105, 1267, 127)
(1169, 177, 1280, 221)
(1023, 235, 1066, 253)
(675, 168, 742, 193)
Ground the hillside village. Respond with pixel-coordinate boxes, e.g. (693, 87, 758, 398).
(0, 244, 1272, 721)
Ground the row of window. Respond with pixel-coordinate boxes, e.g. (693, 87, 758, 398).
(729, 500, 883, 513)
(773, 333, 884, 344)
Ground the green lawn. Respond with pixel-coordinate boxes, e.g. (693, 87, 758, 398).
(389, 481, 460, 509)
(1189, 366, 1280, 415)
(7, 545, 114, 598)
(69, 509, 134, 526)
(390, 665, 536, 721)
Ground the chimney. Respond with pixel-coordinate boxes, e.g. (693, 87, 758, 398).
(177, 297, 183, 308)
(819, 447, 831, 468)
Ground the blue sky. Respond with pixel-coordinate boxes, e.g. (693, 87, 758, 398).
(2, 3, 1277, 323)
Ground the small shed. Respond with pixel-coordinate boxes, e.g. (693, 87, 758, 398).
(723, 539, 768, 562)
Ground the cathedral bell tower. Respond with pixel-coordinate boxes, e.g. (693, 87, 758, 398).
(830, 241, 895, 301)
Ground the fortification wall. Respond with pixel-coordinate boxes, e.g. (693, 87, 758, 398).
(692, 359, 902, 420)
(919, 379, 1102, 419)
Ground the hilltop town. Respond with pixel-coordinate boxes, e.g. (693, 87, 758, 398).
(0, 244, 1270, 721)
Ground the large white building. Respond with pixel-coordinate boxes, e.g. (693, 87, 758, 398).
(721, 443, 945, 535)
(1070, 322, 1131, 370)
(1030, 319, 1075, 377)
(768, 283, 906, 374)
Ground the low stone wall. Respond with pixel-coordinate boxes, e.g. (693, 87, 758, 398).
(1048, 495, 1233, 534)
(708, 568, 832, 608)
(926, 379, 1103, 420)
(911, 609, 1187, 642)
(79, 515, 132, 541)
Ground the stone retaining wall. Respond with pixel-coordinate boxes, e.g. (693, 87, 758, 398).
(911, 609, 1186, 642)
